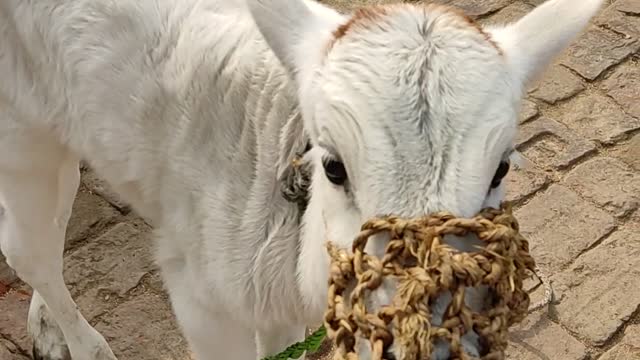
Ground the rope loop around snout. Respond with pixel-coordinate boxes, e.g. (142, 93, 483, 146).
(270, 153, 552, 360)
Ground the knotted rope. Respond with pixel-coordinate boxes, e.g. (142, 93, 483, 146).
(323, 203, 536, 360)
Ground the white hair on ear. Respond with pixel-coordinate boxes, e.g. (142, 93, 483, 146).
(486, 0, 606, 86)
(246, 0, 345, 78)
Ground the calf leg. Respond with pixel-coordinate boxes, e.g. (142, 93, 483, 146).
(28, 291, 70, 360)
(27, 147, 77, 360)
(0, 134, 116, 360)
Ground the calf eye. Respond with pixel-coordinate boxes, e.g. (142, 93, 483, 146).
(323, 158, 347, 185)
(491, 161, 510, 189)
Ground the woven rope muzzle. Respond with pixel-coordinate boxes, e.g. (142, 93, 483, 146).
(323, 202, 536, 360)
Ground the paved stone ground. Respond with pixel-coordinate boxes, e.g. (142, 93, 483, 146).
(1, 0, 639, 359)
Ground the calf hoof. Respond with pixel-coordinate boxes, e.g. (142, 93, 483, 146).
(32, 343, 71, 360)
(28, 293, 70, 360)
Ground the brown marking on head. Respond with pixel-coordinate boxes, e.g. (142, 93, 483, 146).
(324, 3, 503, 57)
(333, 6, 390, 40)
(325, 6, 389, 55)
(417, 3, 503, 56)
(444, 6, 504, 56)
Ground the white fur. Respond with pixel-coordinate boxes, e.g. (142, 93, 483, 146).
(487, 0, 606, 85)
(0, 0, 602, 359)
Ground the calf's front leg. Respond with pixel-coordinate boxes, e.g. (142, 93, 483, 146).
(0, 140, 117, 360)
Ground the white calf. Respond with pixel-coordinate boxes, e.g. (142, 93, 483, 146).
(0, 0, 603, 359)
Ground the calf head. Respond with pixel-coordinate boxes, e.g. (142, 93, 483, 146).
(249, 0, 604, 357)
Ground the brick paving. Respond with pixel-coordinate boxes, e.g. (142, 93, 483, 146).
(1, 0, 639, 359)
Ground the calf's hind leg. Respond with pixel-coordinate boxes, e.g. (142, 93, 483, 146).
(0, 130, 117, 360)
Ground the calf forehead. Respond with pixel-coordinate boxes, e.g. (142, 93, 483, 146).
(322, 3, 509, 115)
(328, 4, 501, 56)
(318, 6, 513, 155)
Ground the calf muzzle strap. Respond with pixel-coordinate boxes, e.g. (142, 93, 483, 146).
(324, 203, 536, 360)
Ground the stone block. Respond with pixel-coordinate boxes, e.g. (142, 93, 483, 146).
(552, 226, 640, 345)
(137, 270, 166, 295)
(609, 133, 640, 171)
(94, 292, 191, 360)
(514, 185, 615, 273)
(440, 0, 514, 17)
(560, 26, 639, 81)
(504, 166, 550, 204)
(0, 254, 18, 286)
(66, 187, 121, 250)
(81, 168, 131, 214)
(63, 221, 154, 298)
(519, 99, 539, 124)
(0, 339, 30, 360)
(564, 157, 639, 217)
(0, 280, 8, 298)
(595, 0, 640, 41)
(599, 324, 640, 360)
(318, 0, 397, 12)
(506, 312, 588, 360)
(523, 0, 545, 6)
(516, 117, 596, 169)
(478, 1, 533, 26)
(74, 287, 123, 324)
(529, 65, 585, 104)
(554, 92, 640, 144)
(601, 61, 640, 119)
(325, 0, 514, 17)
(0, 289, 32, 353)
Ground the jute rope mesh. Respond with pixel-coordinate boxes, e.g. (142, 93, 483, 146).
(322, 203, 537, 360)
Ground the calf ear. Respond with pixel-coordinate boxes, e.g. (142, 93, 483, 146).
(247, 0, 344, 80)
(486, 0, 605, 85)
